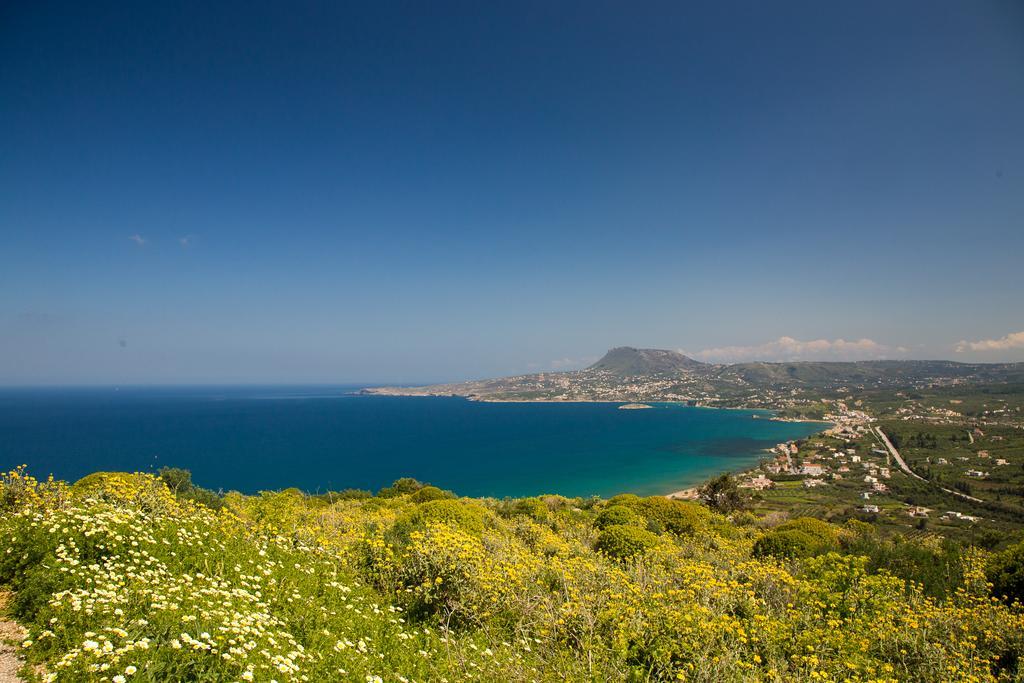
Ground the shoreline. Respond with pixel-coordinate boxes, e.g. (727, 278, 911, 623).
(663, 421, 833, 501)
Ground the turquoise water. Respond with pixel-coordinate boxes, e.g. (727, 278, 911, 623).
(0, 386, 825, 498)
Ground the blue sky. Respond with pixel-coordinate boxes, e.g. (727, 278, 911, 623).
(2, 1, 1023, 384)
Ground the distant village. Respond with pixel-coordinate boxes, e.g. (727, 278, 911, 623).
(736, 400, 989, 524)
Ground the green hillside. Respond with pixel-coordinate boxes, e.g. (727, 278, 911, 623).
(715, 360, 1024, 389)
(2, 468, 1023, 682)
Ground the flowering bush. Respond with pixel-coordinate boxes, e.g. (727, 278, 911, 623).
(752, 529, 822, 559)
(610, 495, 712, 535)
(594, 524, 660, 561)
(594, 505, 643, 530)
(1, 468, 1022, 682)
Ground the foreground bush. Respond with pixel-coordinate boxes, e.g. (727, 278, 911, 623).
(608, 495, 712, 535)
(402, 498, 484, 535)
(594, 524, 660, 560)
(988, 539, 1024, 605)
(753, 516, 843, 560)
(774, 516, 841, 546)
(409, 485, 450, 503)
(752, 529, 821, 559)
(2, 468, 1023, 682)
(594, 504, 643, 530)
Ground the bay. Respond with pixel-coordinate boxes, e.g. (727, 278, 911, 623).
(0, 386, 825, 498)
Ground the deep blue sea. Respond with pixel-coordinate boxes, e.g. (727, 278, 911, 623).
(0, 386, 825, 498)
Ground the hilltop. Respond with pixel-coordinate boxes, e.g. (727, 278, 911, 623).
(587, 347, 705, 377)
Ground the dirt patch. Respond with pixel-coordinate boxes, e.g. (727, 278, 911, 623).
(0, 592, 26, 683)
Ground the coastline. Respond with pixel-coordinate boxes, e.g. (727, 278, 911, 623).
(663, 419, 834, 501)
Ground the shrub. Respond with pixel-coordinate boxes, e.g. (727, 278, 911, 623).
(539, 494, 571, 512)
(378, 477, 424, 498)
(0, 467, 68, 512)
(405, 499, 484, 535)
(509, 497, 549, 521)
(71, 472, 179, 512)
(594, 524, 660, 561)
(730, 510, 758, 526)
(158, 467, 224, 510)
(393, 524, 537, 627)
(752, 529, 821, 560)
(697, 473, 750, 513)
(620, 496, 711, 536)
(410, 485, 451, 503)
(988, 540, 1024, 605)
(753, 517, 841, 560)
(157, 466, 193, 493)
(840, 519, 876, 548)
(774, 517, 840, 547)
(606, 493, 640, 507)
(316, 488, 373, 502)
(843, 518, 875, 537)
(594, 505, 643, 530)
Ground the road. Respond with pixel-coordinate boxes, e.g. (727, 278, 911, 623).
(875, 427, 925, 481)
(875, 427, 984, 503)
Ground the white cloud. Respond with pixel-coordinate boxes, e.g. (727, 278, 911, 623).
(179, 235, 195, 248)
(955, 330, 1024, 353)
(689, 336, 901, 363)
(128, 234, 146, 246)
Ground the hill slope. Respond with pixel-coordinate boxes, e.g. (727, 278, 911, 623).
(2, 470, 1022, 682)
(587, 347, 705, 376)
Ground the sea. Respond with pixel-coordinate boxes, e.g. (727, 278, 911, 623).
(0, 386, 825, 499)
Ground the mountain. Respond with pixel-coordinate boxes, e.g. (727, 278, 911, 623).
(587, 347, 706, 377)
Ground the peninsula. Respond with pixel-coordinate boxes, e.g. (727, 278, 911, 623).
(366, 346, 1024, 418)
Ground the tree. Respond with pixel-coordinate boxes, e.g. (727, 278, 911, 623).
(158, 466, 193, 493)
(697, 473, 750, 514)
(377, 477, 424, 498)
(157, 467, 223, 510)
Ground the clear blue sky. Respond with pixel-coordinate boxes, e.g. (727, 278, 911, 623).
(2, 1, 1023, 384)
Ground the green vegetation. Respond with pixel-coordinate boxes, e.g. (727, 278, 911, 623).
(988, 540, 1024, 606)
(158, 466, 224, 510)
(697, 473, 751, 513)
(593, 504, 643, 529)
(752, 529, 822, 559)
(377, 477, 425, 498)
(593, 524, 660, 560)
(3, 467, 1024, 682)
(751, 517, 839, 560)
(408, 485, 452, 503)
(401, 498, 485, 535)
(608, 494, 711, 535)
